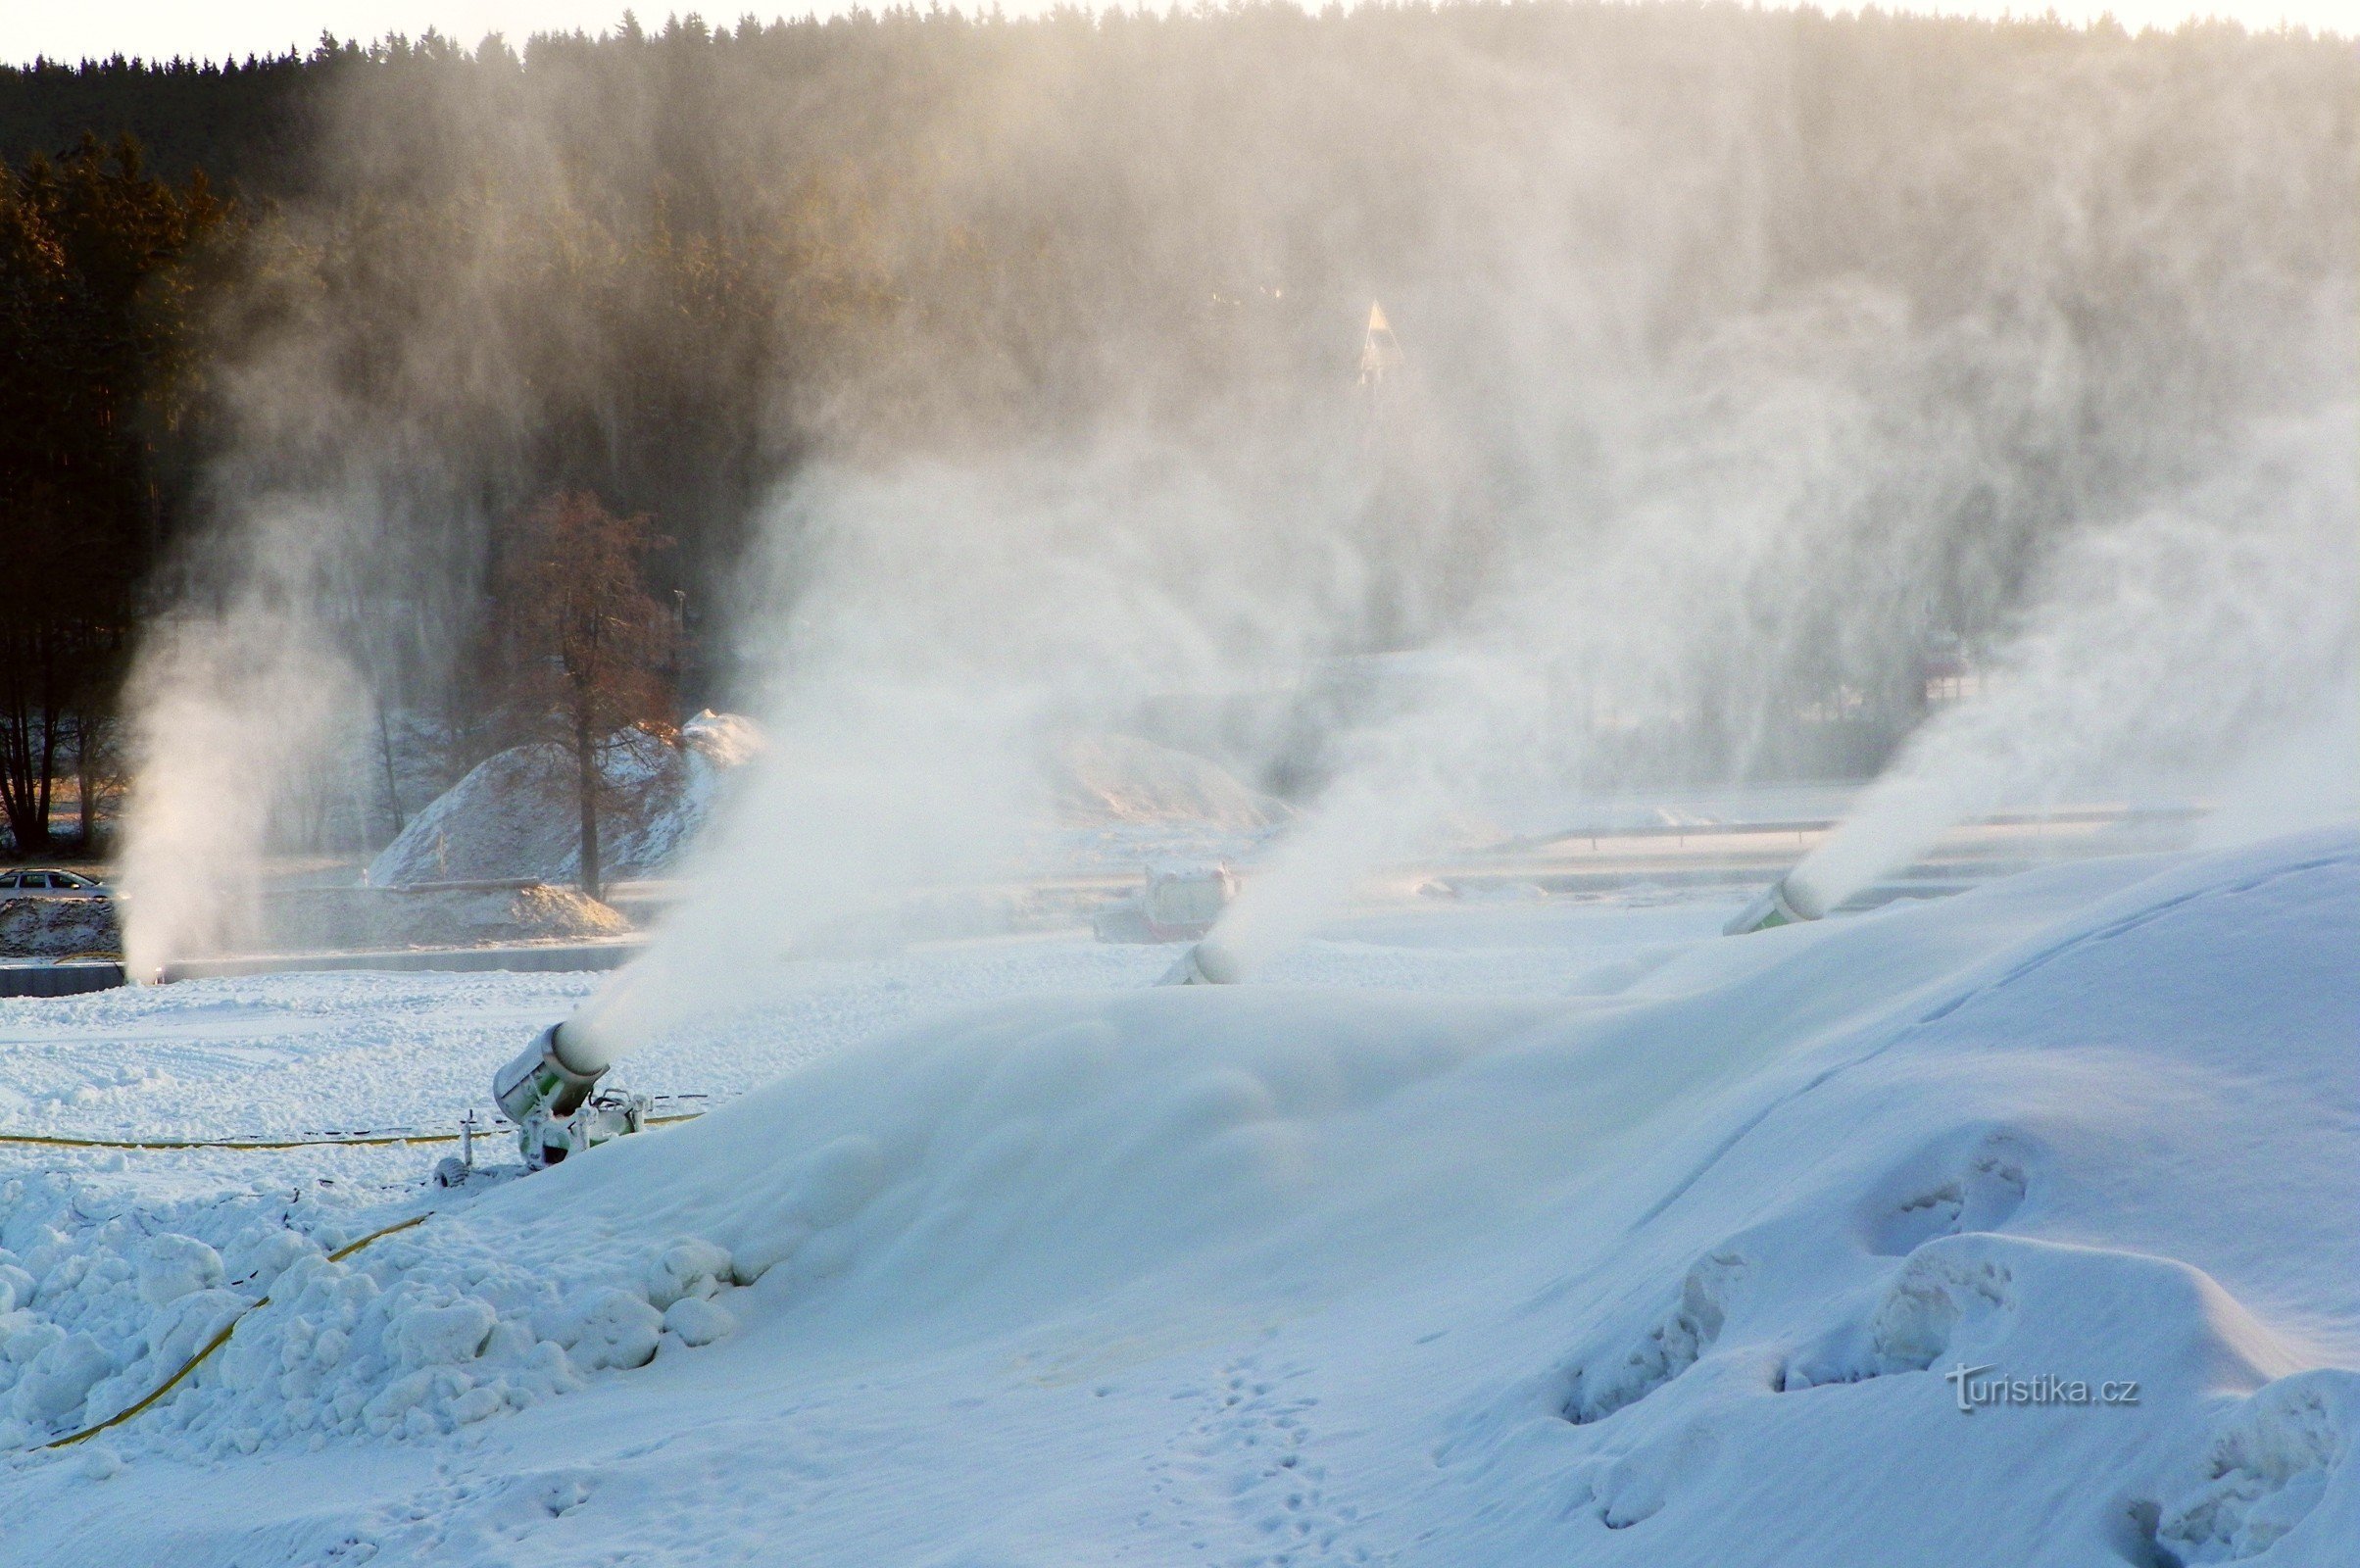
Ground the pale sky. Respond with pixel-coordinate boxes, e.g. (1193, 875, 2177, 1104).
(2, 0, 2349, 67)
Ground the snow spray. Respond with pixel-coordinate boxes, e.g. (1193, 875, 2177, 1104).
(114, 26, 2352, 1038)
(1726, 408, 2358, 935)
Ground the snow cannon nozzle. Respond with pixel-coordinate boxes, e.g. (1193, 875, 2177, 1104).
(494, 1023, 603, 1124)
(492, 1019, 648, 1170)
(1723, 874, 1824, 937)
(1159, 938, 1243, 986)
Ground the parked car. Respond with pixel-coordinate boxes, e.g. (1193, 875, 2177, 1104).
(0, 869, 108, 899)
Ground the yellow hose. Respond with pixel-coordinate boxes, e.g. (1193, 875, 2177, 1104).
(0, 1129, 463, 1151)
(0, 1112, 698, 1153)
(19, 1110, 704, 1446)
(43, 1212, 432, 1449)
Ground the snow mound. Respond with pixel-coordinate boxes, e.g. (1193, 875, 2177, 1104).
(678, 709, 763, 768)
(0, 898, 121, 959)
(490, 884, 633, 941)
(1053, 731, 1291, 830)
(0, 1172, 610, 1451)
(8, 831, 2354, 1568)
(259, 884, 631, 951)
(367, 714, 758, 889)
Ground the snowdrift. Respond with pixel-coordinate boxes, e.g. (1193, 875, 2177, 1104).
(7, 830, 2354, 1566)
(1052, 731, 1292, 830)
(366, 712, 757, 888)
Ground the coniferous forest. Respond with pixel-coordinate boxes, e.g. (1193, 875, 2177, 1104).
(3, 5, 2354, 851)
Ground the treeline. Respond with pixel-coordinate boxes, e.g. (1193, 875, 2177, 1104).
(0, 135, 224, 852)
(1, 49, 321, 195)
(2, 3, 2354, 851)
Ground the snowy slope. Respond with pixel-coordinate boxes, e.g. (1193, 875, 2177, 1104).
(0, 831, 2353, 1566)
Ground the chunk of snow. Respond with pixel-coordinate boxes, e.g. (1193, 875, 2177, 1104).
(662, 1296, 735, 1348)
(2, 1315, 64, 1367)
(645, 1239, 731, 1310)
(12, 1333, 113, 1423)
(219, 1230, 321, 1297)
(135, 1235, 223, 1308)
(143, 1289, 244, 1367)
(387, 1298, 499, 1368)
(562, 1289, 663, 1371)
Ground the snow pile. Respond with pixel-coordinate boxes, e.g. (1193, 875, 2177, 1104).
(0, 1169, 610, 1451)
(0, 899, 121, 959)
(259, 884, 631, 952)
(1053, 731, 1291, 831)
(676, 709, 762, 769)
(457, 884, 631, 943)
(3, 830, 2353, 1566)
(366, 712, 758, 888)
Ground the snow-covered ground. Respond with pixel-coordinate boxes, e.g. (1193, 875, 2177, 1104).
(0, 831, 2352, 1565)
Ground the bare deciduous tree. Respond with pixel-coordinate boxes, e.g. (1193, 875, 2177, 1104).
(490, 490, 676, 900)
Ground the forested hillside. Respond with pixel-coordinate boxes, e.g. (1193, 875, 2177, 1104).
(4, 4, 2354, 851)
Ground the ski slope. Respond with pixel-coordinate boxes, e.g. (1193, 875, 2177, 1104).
(0, 830, 2353, 1566)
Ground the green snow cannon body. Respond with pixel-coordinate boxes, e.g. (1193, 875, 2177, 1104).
(493, 1020, 648, 1169)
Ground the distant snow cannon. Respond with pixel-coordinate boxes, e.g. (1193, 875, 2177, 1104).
(1723, 871, 1829, 936)
(1093, 862, 1239, 945)
(492, 1016, 649, 1168)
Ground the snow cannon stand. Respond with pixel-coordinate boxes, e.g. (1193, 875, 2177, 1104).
(492, 1022, 649, 1170)
(1723, 873, 1824, 936)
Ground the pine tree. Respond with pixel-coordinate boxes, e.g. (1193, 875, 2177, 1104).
(0, 133, 221, 852)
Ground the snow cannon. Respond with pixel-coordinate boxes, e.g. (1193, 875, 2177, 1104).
(1159, 937, 1244, 986)
(1723, 872, 1827, 936)
(492, 1018, 649, 1169)
(1094, 863, 1239, 945)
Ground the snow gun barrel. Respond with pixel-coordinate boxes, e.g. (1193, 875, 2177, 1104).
(1723, 872, 1826, 936)
(494, 1022, 606, 1125)
(493, 1018, 645, 1168)
(1158, 938, 1243, 986)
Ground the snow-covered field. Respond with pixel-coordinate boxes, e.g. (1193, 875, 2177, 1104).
(0, 831, 2352, 1566)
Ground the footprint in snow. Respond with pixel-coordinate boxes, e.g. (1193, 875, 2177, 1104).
(2128, 1369, 2358, 1567)
(1861, 1128, 2032, 1257)
(1570, 1419, 1721, 1532)
(1781, 1237, 2014, 1391)
(1558, 1251, 1748, 1426)
(1152, 1352, 1372, 1565)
